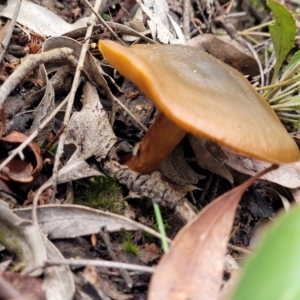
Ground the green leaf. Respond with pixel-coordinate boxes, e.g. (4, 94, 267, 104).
(232, 206, 300, 300)
(268, 0, 296, 83)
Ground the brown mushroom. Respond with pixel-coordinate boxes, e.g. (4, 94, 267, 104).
(98, 40, 299, 174)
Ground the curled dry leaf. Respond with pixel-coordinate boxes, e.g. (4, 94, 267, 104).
(0, 131, 42, 183)
(0, 159, 33, 183)
(1, 272, 46, 300)
(148, 166, 276, 300)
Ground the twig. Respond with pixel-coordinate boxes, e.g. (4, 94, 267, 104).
(183, 0, 191, 40)
(0, 48, 75, 110)
(81, 0, 125, 45)
(0, 0, 22, 63)
(99, 229, 133, 289)
(107, 22, 157, 44)
(41, 124, 66, 157)
(25, 259, 155, 275)
(227, 243, 253, 255)
(32, 180, 52, 225)
(112, 94, 148, 132)
(49, 0, 104, 205)
(194, 0, 209, 30)
(224, 0, 235, 15)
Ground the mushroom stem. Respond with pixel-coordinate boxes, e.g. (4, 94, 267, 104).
(125, 113, 186, 174)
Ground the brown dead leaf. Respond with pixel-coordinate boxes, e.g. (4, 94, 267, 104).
(148, 165, 276, 300)
(0, 131, 42, 182)
(0, 158, 33, 183)
(1, 272, 46, 300)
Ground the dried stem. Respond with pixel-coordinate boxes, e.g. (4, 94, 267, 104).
(0, 48, 75, 110)
(47, 0, 104, 206)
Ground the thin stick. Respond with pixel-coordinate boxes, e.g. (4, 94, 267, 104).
(182, 0, 190, 40)
(48, 0, 104, 205)
(81, 0, 125, 45)
(112, 94, 148, 132)
(227, 243, 252, 255)
(41, 124, 66, 157)
(99, 229, 133, 288)
(0, 48, 74, 110)
(25, 259, 155, 275)
(224, 0, 235, 15)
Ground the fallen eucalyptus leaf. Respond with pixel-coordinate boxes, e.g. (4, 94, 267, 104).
(0, 158, 33, 183)
(291, 188, 300, 205)
(148, 166, 276, 300)
(1, 0, 92, 36)
(13, 204, 164, 240)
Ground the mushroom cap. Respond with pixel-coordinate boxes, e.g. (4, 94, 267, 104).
(99, 40, 299, 164)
